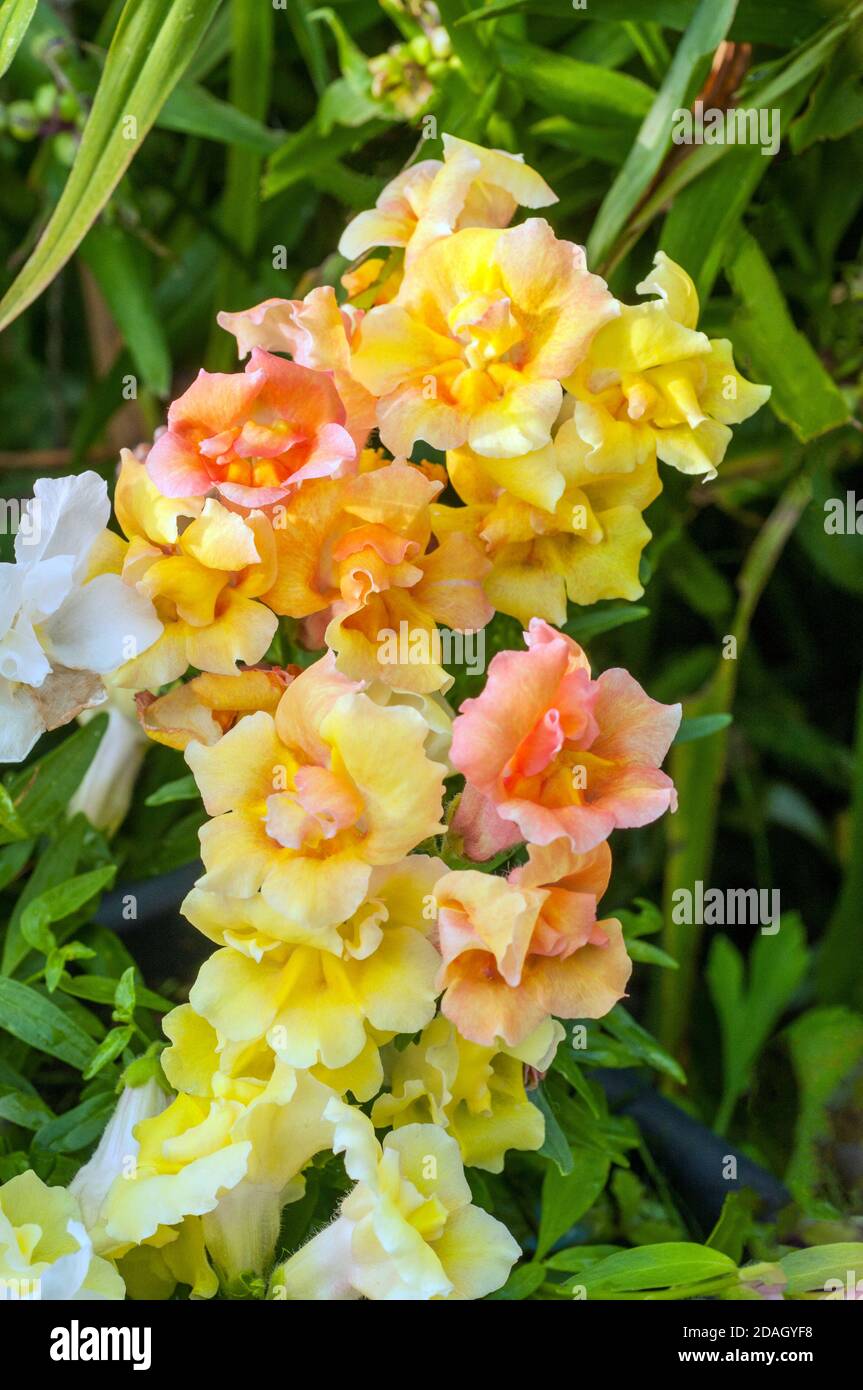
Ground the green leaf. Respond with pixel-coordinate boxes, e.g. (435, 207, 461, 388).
(0, 0, 221, 331)
(3, 715, 107, 839)
(674, 714, 734, 745)
(19, 910, 55, 958)
(581, 1242, 737, 1296)
(2, 815, 88, 977)
(143, 807, 205, 875)
(159, 81, 280, 154)
(725, 232, 851, 441)
(537, 1149, 611, 1258)
(530, 1087, 573, 1176)
(486, 1262, 547, 1300)
(790, 49, 863, 151)
(0, 977, 96, 1069)
(493, 35, 655, 129)
(552, 1050, 602, 1119)
(79, 223, 171, 396)
(20, 866, 117, 949)
(464, 1, 695, 30)
(286, 0, 330, 95)
(144, 774, 200, 807)
(796, 461, 863, 597)
(0, 838, 33, 891)
(0, 1087, 54, 1131)
(82, 1023, 135, 1080)
(706, 1190, 759, 1263)
(60, 972, 173, 1014)
(614, 898, 664, 939)
(263, 118, 390, 200)
(784, 1006, 863, 1202)
(0, 783, 27, 841)
(544, 1244, 622, 1274)
(779, 1244, 863, 1296)
(0, 0, 37, 81)
(587, 0, 739, 268)
(664, 535, 734, 623)
(309, 7, 369, 86)
(0, 1058, 38, 1097)
(530, 115, 632, 167)
(604, 1006, 687, 1085)
(113, 965, 137, 1020)
(33, 1092, 117, 1153)
(626, 939, 679, 970)
(707, 913, 809, 1131)
(564, 604, 649, 644)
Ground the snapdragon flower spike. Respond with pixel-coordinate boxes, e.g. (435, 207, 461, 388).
(451, 618, 681, 858)
(146, 349, 356, 509)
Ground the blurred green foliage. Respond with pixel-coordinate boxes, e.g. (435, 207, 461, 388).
(1, 0, 862, 1295)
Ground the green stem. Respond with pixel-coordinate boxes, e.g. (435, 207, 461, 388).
(654, 471, 812, 1069)
(205, 0, 274, 371)
(817, 671, 863, 1005)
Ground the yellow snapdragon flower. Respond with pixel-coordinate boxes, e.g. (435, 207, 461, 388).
(180, 854, 446, 1103)
(111, 452, 278, 690)
(565, 252, 771, 481)
(350, 219, 616, 460)
(0, 1170, 124, 1300)
(372, 1014, 564, 1172)
(101, 1047, 335, 1279)
(434, 412, 660, 626)
(339, 133, 556, 271)
(184, 653, 446, 932)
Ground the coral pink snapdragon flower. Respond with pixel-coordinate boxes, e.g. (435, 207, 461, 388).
(146, 348, 356, 509)
(451, 618, 681, 858)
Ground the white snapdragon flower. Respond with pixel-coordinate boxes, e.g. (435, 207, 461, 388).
(0, 471, 161, 763)
(68, 684, 151, 835)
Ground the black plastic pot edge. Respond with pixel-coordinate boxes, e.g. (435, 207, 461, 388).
(595, 1067, 791, 1235)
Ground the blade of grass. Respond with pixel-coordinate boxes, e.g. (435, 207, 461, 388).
(587, 0, 739, 270)
(79, 222, 171, 397)
(600, 3, 860, 275)
(0, 0, 37, 80)
(818, 674, 863, 1007)
(0, 0, 220, 333)
(655, 469, 812, 1067)
(206, 0, 275, 371)
(493, 34, 655, 128)
(285, 0, 330, 97)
